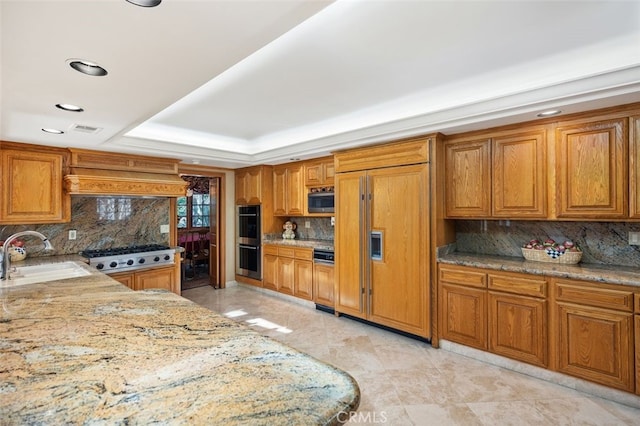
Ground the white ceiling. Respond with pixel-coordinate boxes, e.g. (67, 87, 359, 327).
(2, 0, 640, 169)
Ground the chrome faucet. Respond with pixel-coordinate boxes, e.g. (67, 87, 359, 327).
(1, 231, 54, 280)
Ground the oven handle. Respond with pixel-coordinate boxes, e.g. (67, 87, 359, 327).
(313, 259, 335, 265)
(238, 244, 259, 250)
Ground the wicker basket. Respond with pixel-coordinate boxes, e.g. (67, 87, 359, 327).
(521, 248, 582, 264)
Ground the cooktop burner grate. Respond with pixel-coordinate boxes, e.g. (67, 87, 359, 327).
(81, 244, 171, 258)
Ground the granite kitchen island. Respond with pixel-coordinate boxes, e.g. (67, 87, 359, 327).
(0, 259, 360, 424)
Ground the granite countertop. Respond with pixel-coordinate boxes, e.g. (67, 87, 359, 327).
(263, 238, 334, 251)
(438, 252, 640, 288)
(0, 257, 359, 424)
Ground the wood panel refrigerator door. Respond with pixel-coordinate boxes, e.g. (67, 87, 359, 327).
(335, 171, 366, 319)
(367, 164, 430, 338)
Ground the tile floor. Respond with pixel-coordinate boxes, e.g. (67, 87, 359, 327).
(182, 285, 640, 425)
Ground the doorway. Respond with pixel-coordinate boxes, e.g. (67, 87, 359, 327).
(177, 174, 223, 290)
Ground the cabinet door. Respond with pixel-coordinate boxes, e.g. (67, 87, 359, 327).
(245, 168, 262, 204)
(556, 118, 627, 218)
(635, 314, 639, 395)
(294, 260, 313, 300)
(367, 164, 430, 337)
(324, 161, 335, 186)
(305, 163, 323, 186)
(235, 171, 248, 204)
(263, 253, 278, 291)
(1, 149, 69, 223)
(489, 292, 547, 367)
(313, 263, 335, 307)
(444, 139, 491, 217)
(277, 256, 295, 295)
(136, 267, 177, 293)
(273, 167, 287, 216)
(440, 283, 487, 350)
(110, 272, 135, 290)
(556, 303, 634, 392)
(493, 131, 547, 217)
(335, 171, 366, 319)
(630, 116, 640, 218)
(287, 164, 305, 215)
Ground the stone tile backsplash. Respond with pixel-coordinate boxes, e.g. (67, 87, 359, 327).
(0, 197, 170, 257)
(455, 220, 640, 268)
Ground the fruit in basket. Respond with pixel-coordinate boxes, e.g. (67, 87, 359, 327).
(0, 238, 25, 248)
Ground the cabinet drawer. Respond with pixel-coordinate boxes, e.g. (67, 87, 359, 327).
(488, 273, 547, 298)
(555, 280, 633, 312)
(278, 247, 295, 258)
(439, 265, 486, 288)
(294, 248, 313, 261)
(263, 245, 279, 256)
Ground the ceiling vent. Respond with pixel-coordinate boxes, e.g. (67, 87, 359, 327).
(70, 124, 102, 134)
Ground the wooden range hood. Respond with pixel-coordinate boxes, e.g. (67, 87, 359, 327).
(64, 149, 187, 197)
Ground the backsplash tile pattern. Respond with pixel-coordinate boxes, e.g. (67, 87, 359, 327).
(0, 197, 170, 257)
(264, 217, 334, 241)
(455, 220, 640, 268)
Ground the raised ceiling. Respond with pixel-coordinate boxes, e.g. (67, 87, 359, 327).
(2, 0, 639, 169)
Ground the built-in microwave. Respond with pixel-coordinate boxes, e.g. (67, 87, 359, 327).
(308, 191, 334, 213)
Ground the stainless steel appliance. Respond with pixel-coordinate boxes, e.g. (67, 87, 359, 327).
(81, 244, 175, 274)
(236, 205, 261, 280)
(313, 248, 335, 265)
(308, 191, 334, 213)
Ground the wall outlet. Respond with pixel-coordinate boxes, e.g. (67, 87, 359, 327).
(629, 231, 640, 245)
(160, 224, 170, 234)
(305, 221, 311, 229)
(331, 216, 335, 226)
(68, 230, 77, 240)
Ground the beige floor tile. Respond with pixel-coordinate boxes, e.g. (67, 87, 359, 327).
(183, 285, 640, 425)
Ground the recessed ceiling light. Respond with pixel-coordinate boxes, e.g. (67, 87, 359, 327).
(42, 128, 64, 134)
(536, 109, 562, 117)
(126, 0, 162, 7)
(56, 103, 84, 112)
(67, 59, 108, 77)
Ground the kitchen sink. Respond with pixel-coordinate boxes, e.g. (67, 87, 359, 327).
(2, 261, 92, 287)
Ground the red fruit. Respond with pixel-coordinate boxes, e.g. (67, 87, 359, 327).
(12, 239, 24, 247)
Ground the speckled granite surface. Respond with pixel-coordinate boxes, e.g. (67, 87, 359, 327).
(0, 259, 359, 424)
(438, 252, 640, 288)
(263, 237, 334, 251)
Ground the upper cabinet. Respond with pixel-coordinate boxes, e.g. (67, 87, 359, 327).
(235, 165, 271, 205)
(273, 163, 304, 216)
(0, 143, 70, 224)
(444, 129, 547, 219)
(629, 116, 640, 218)
(304, 156, 335, 187)
(444, 139, 491, 217)
(556, 118, 627, 219)
(444, 104, 640, 221)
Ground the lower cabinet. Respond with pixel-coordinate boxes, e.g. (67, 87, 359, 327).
(554, 278, 635, 392)
(636, 294, 640, 395)
(262, 244, 314, 301)
(313, 262, 335, 307)
(110, 265, 179, 294)
(438, 263, 639, 394)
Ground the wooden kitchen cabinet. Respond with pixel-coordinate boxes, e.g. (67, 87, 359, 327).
(630, 116, 640, 218)
(438, 264, 488, 350)
(262, 244, 313, 300)
(313, 262, 334, 307)
(110, 265, 178, 294)
(553, 278, 635, 392)
(444, 138, 491, 217)
(492, 130, 547, 218)
(235, 166, 269, 205)
(488, 272, 548, 367)
(635, 293, 640, 395)
(0, 144, 70, 224)
(556, 118, 627, 219)
(305, 156, 335, 187)
(273, 163, 304, 216)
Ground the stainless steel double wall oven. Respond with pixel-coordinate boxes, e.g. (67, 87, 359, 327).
(236, 205, 261, 280)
